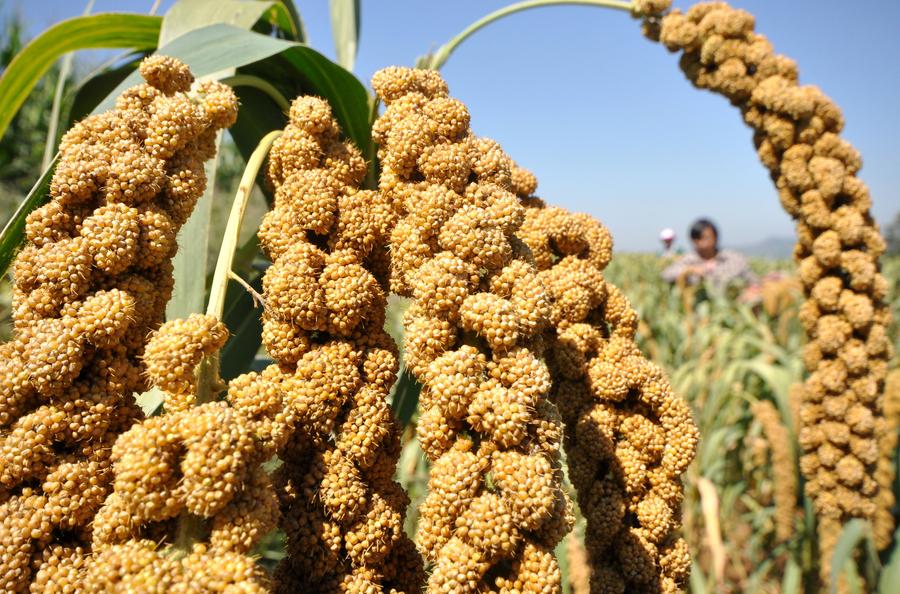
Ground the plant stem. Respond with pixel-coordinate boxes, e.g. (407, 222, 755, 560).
(195, 128, 281, 403)
(172, 513, 205, 559)
(365, 93, 380, 190)
(220, 74, 291, 113)
(196, 128, 281, 402)
(424, 0, 634, 70)
(228, 269, 266, 309)
(172, 129, 282, 557)
(205, 129, 282, 322)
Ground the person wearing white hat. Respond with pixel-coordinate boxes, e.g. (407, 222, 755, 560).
(659, 227, 677, 259)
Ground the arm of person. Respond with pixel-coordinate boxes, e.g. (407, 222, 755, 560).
(662, 257, 697, 283)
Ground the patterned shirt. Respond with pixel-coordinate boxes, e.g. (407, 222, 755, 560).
(661, 249, 757, 289)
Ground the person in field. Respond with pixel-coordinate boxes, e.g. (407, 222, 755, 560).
(658, 227, 679, 259)
(662, 218, 757, 289)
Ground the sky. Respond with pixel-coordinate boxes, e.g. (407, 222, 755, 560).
(4, 0, 899, 252)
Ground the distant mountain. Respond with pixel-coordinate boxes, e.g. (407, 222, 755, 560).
(728, 236, 795, 259)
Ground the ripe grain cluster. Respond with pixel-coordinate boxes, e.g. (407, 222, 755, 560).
(0, 2, 893, 592)
(636, 1, 895, 580)
(373, 66, 574, 593)
(0, 56, 237, 591)
(518, 201, 698, 594)
(259, 96, 421, 593)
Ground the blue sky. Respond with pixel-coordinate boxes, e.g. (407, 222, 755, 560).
(5, 0, 899, 252)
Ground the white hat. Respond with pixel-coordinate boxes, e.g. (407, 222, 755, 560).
(660, 228, 676, 241)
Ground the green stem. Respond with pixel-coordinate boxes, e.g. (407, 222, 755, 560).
(172, 512, 205, 559)
(195, 129, 281, 406)
(424, 0, 634, 70)
(206, 129, 282, 322)
(205, 136, 279, 407)
(365, 93, 380, 190)
(172, 130, 283, 557)
(220, 74, 291, 113)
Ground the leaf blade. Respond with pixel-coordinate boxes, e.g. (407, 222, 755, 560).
(0, 155, 57, 277)
(166, 133, 221, 320)
(67, 54, 142, 127)
(276, 44, 371, 157)
(159, 0, 279, 45)
(329, 0, 360, 72)
(879, 524, 900, 593)
(271, 0, 306, 41)
(390, 369, 421, 429)
(830, 519, 869, 594)
(0, 13, 161, 139)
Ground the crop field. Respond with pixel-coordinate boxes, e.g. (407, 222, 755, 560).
(603, 255, 900, 593)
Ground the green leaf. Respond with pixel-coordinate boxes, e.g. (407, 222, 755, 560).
(271, 0, 306, 42)
(396, 438, 421, 489)
(830, 519, 874, 593)
(91, 24, 371, 158)
(0, 13, 161, 139)
(272, 42, 371, 156)
(67, 54, 142, 125)
(556, 536, 570, 594)
(69, 0, 301, 124)
(166, 132, 222, 320)
(0, 156, 56, 277)
(879, 524, 900, 593)
(159, 0, 288, 46)
(226, 83, 287, 199)
(782, 557, 802, 594)
(698, 427, 730, 470)
(231, 232, 266, 281)
(42, 0, 96, 171)
(220, 271, 264, 381)
(329, 0, 360, 72)
(390, 369, 421, 429)
(742, 359, 796, 429)
(689, 559, 711, 594)
(90, 24, 287, 113)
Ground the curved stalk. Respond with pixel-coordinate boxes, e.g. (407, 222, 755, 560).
(220, 74, 291, 112)
(172, 129, 282, 556)
(195, 129, 282, 406)
(365, 93, 380, 189)
(423, 0, 633, 70)
(206, 129, 282, 321)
